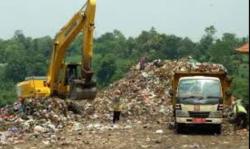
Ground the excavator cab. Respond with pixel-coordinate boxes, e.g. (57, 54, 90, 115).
(65, 64, 81, 85)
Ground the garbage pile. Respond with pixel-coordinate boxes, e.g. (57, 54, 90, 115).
(89, 58, 228, 122)
(1, 98, 84, 124)
(1, 58, 229, 123)
(0, 97, 89, 144)
(0, 58, 230, 144)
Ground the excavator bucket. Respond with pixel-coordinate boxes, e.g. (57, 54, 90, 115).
(69, 79, 97, 100)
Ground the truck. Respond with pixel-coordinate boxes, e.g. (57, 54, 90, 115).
(170, 71, 232, 134)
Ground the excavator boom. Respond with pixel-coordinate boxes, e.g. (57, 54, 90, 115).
(17, 0, 97, 100)
(48, 0, 96, 89)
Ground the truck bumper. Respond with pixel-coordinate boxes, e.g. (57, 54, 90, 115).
(176, 117, 223, 124)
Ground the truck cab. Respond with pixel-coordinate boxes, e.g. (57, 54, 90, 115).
(171, 72, 232, 134)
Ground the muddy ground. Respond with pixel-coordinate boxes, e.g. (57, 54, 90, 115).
(1, 120, 248, 149)
(0, 60, 248, 149)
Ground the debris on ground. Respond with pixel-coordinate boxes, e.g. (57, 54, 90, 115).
(0, 58, 247, 147)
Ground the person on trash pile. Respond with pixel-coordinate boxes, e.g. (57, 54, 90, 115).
(139, 56, 147, 70)
(230, 98, 248, 129)
(112, 90, 123, 124)
(19, 97, 26, 113)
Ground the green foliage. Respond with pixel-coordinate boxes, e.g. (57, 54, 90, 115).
(0, 67, 16, 107)
(232, 76, 249, 104)
(0, 28, 248, 108)
(95, 54, 117, 87)
(0, 31, 52, 107)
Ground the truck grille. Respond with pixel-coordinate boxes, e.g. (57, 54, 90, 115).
(189, 112, 210, 118)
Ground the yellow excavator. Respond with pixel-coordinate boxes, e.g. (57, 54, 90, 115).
(16, 0, 97, 100)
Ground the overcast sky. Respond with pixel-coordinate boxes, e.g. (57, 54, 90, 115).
(0, 0, 249, 41)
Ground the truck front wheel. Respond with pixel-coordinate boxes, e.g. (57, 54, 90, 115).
(175, 123, 184, 134)
(214, 124, 222, 134)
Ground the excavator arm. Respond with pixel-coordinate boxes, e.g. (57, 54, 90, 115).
(47, 0, 97, 99)
(16, 0, 97, 100)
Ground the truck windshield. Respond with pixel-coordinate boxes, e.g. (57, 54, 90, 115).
(177, 79, 222, 104)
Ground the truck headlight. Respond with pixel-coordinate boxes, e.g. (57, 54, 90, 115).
(176, 110, 189, 117)
(209, 111, 223, 118)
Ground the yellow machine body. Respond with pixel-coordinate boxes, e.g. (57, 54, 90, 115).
(16, 0, 97, 100)
(16, 77, 50, 99)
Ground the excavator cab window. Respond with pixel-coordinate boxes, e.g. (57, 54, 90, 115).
(65, 64, 81, 85)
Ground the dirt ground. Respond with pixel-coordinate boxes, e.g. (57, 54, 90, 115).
(1, 120, 248, 149)
(2, 59, 246, 149)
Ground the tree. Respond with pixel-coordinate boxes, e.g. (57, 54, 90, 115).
(96, 54, 117, 86)
(160, 34, 182, 59)
(194, 25, 217, 61)
(177, 37, 196, 58)
(208, 33, 241, 73)
(4, 55, 28, 82)
(0, 28, 249, 108)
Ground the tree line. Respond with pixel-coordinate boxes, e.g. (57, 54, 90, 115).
(0, 26, 248, 107)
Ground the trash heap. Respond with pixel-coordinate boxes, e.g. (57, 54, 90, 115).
(0, 97, 92, 144)
(89, 58, 228, 122)
(0, 58, 229, 124)
(0, 58, 230, 144)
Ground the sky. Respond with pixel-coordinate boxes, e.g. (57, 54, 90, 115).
(0, 0, 249, 41)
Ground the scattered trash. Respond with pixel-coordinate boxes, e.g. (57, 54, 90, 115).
(34, 125, 46, 134)
(155, 129, 164, 134)
(154, 138, 162, 144)
(0, 58, 242, 146)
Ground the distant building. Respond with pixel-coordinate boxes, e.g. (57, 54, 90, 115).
(235, 43, 249, 54)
